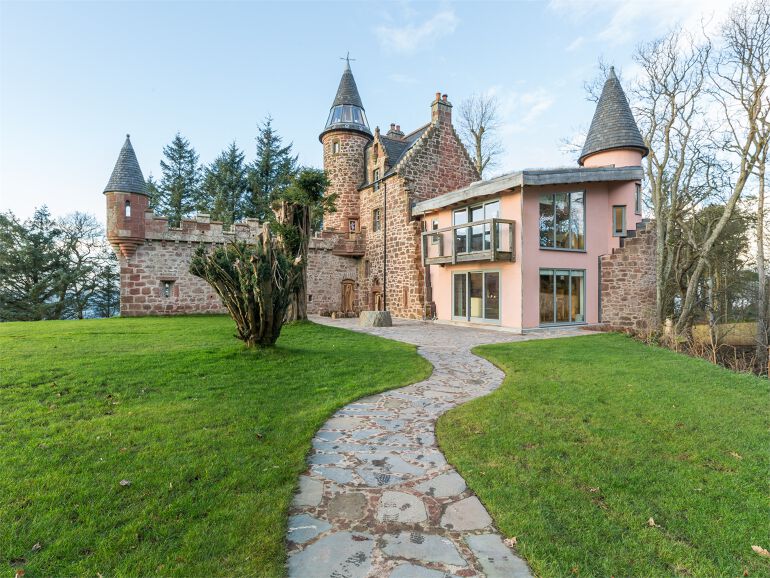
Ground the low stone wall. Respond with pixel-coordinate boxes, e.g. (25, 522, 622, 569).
(600, 222, 657, 332)
(306, 235, 359, 315)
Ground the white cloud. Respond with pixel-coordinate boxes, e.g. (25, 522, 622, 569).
(548, 0, 740, 46)
(375, 9, 459, 54)
(566, 36, 585, 52)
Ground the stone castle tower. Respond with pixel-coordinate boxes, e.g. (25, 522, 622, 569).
(319, 59, 373, 232)
(103, 135, 150, 258)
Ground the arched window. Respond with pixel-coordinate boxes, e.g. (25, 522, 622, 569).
(125, 200, 131, 218)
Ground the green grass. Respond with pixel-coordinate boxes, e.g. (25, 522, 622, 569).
(0, 316, 431, 577)
(437, 333, 769, 578)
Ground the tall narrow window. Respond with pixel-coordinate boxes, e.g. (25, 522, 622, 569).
(431, 219, 439, 245)
(539, 191, 585, 250)
(332, 140, 340, 154)
(348, 219, 358, 233)
(613, 205, 626, 237)
(162, 280, 174, 298)
(125, 200, 131, 218)
(372, 208, 382, 232)
(635, 183, 642, 214)
(373, 168, 380, 191)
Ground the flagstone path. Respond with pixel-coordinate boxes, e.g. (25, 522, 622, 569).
(288, 317, 593, 578)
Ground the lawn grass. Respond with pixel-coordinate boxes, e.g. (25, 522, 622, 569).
(0, 316, 431, 577)
(437, 333, 769, 578)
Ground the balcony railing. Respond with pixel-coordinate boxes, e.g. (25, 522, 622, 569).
(421, 218, 515, 265)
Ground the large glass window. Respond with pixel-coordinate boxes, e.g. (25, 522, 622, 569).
(453, 271, 500, 322)
(539, 191, 585, 250)
(453, 199, 501, 254)
(326, 105, 369, 127)
(539, 269, 584, 324)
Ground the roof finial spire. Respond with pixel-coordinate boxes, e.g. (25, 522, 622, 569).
(340, 51, 355, 70)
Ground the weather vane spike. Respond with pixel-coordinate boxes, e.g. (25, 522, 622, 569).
(340, 51, 356, 66)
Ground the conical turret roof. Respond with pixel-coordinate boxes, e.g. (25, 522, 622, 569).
(103, 135, 148, 195)
(332, 59, 364, 108)
(320, 59, 372, 141)
(579, 67, 648, 165)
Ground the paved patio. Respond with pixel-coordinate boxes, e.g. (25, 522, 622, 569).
(287, 316, 593, 577)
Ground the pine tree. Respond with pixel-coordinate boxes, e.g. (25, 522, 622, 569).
(0, 207, 68, 321)
(146, 173, 161, 211)
(201, 142, 248, 226)
(246, 116, 298, 221)
(156, 133, 201, 226)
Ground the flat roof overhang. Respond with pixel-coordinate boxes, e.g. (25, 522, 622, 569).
(411, 166, 643, 216)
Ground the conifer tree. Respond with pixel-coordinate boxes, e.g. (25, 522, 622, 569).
(0, 207, 68, 321)
(146, 174, 161, 211)
(201, 142, 248, 226)
(246, 116, 298, 220)
(91, 248, 120, 318)
(156, 133, 201, 226)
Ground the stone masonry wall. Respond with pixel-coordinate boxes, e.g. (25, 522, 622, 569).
(600, 222, 657, 332)
(306, 235, 360, 314)
(359, 96, 479, 319)
(116, 213, 262, 316)
(322, 130, 370, 232)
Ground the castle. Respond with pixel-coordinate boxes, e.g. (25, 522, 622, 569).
(104, 62, 656, 332)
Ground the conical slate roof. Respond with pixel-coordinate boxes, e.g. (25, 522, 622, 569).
(332, 59, 364, 108)
(320, 59, 372, 141)
(103, 135, 148, 195)
(579, 67, 648, 165)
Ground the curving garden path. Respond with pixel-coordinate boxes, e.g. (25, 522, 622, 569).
(287, 317, 590, 578)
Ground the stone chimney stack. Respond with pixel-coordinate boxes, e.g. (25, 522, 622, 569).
(431, 92, 452, 125)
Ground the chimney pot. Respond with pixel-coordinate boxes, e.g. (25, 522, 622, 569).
(435, 92, 441, 101)
(390, 123, 395, 130)
(442, 94, 448, 102)
(396, 124, 400, 132)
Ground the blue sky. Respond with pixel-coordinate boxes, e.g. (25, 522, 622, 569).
(0, 0, 734, 222)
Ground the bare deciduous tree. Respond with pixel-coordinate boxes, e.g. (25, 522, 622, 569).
(632, 28, 713, 327)
(458, 93, 503, 177)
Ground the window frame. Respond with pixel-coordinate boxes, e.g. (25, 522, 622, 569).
(430, 218, 440, 245)
(373, 168, 380, 191)
(451, 198, 501, 254)
(332, 140, 340, 155)
(635, 182, 642, 215)
(538, 190, 586, 252)
(612, 205, 627, 237)
(372, 208, 382, 232)
(451, 269, 502, 325)
(538, 268, 586, 325)
(125, 200, 131, 218)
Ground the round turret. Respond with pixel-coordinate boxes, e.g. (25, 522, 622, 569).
(579, 67, 648, 168)
(103, 134, 149, 257)
(320, 60, 372, 231)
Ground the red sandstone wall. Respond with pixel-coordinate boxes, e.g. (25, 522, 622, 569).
(115, 213, 262, 316)
(321, 131, 370, 232)
(358, 99, 479, 319)
(306, 236, 360, 314)
(600, 222, 657, 332)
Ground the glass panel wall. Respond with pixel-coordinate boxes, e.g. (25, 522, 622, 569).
(470, 205, 485, 252)
(453, 273, 467, 317)
(453, 209, 468, 254)
(484, 272, 500, 320)
(539, 269, 585, 324)
(452, 271, 501, 323)
(539, 191, 585, 250)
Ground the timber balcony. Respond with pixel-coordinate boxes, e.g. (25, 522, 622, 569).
(421, 218, 515, 266)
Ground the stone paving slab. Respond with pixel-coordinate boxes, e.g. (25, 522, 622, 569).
(287, 316, 594, 577)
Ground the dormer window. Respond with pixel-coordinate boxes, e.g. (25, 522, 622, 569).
(125, 200, 131, 218)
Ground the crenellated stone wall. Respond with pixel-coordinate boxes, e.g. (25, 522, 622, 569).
(600, 221, 657, 332)
(116, 213, 262, 317)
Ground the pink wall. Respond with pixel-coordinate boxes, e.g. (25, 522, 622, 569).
(427, 192, 523, 330)
(424, 168, 642, 330)
(520, 179, 642, 329)
(582, 149, 643, 168)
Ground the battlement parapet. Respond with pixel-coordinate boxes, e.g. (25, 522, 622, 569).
(143, 212, 263, 243)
